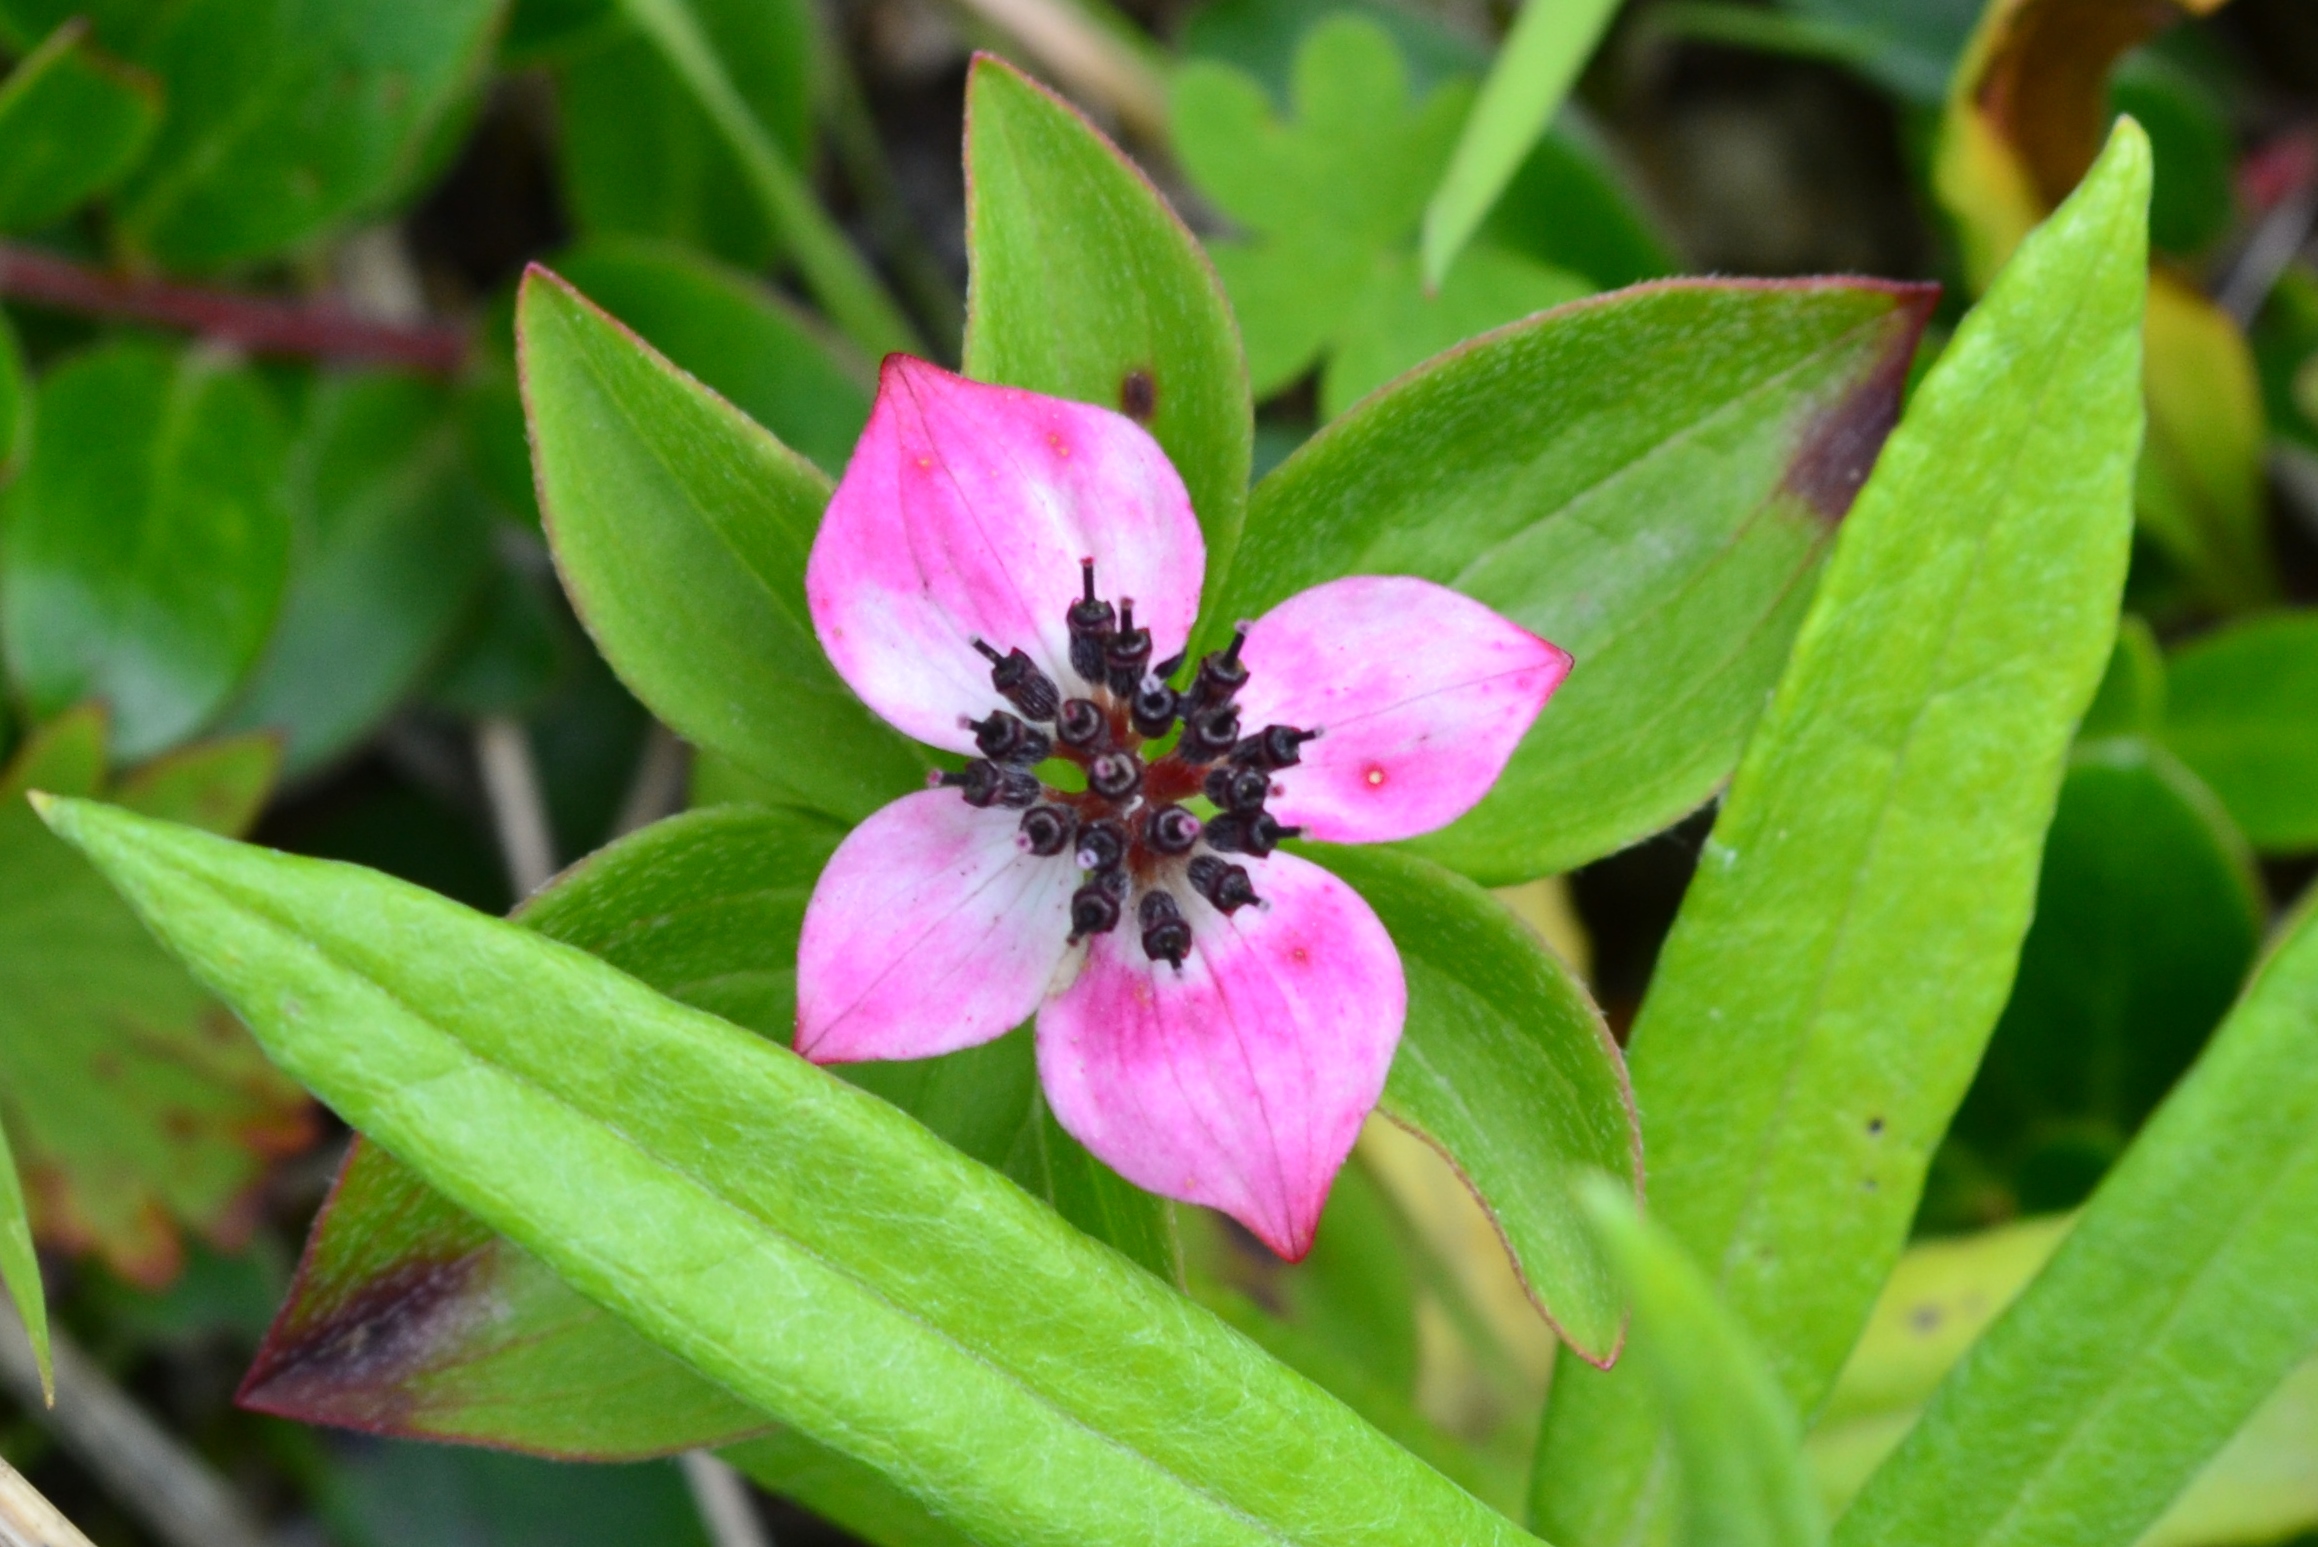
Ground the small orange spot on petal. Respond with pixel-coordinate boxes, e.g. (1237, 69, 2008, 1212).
(1364, 764, 1388, 788)
(1290, 946, 1310, 965)
(916, 456, 933, 469)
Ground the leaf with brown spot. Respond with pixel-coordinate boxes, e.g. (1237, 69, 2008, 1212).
(0, 706, 309, 1288)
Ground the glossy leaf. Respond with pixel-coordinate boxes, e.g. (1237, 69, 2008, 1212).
(44, 797, 1531, 1547)
(553, 0, 815, 272)
(2, 340, 291, 762)
(2161, 612, 2318, 853)
(1937, 739, 2261, 1219)
(226, 373, 496, 777)
(0, 711, 308, 1289)
(113, 0, 503, 269)
(0, 19, 158, 233)
(518, 266, 929, 823)
(965, 54, 1251, 584)
(1577, 1180, 1825, 1547)
(1530, 124, 2149, 1547)
(1418, 0, 1621, 287)
(553, 237, 872, 478)
(1834, 889, 2318, 1547)
(1310, 843, 1637, 1365)
(0, 1108, 49, 1403)
(1214, 277, 1934, 884)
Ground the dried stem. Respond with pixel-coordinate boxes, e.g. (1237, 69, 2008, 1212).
(474, 716, 559, 898)
(612, 724, 693, 839)
(0, 242, 467, 372)
(0, 1455, 99, 1547)
(681, 1453, 774, 1547)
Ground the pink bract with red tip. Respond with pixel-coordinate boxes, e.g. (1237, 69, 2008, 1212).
(796, 356, 1570, 1259)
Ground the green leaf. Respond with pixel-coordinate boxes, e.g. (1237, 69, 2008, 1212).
(225, 373, 496, 777)
(1576, 1180, 1825, 1547)
(0, 304, 25, 477)
(1308, 843, 1636, 1365)
(2, 340, 292, 762)
(0, 1107, 51, 1404)
(2160, 611, 2318, 853)
(1214, 278, 1935, 884)
(2078, 614, 2164, 740)
(1833, 888, 2318, 1547)
(1530, 122, 2150, 1547)
(111, 731, 280, 836)
(0, 20, 159, 233)
(324, 1442, 712, 1547)
(553, 237, 872, 478)
(2141, 1358, 2318, 1547)
(965, 55, 1251, 586)
(0, 710, 309, 1289)
(1478, 119, 1679, 291)
(112, 0, 504, 269)
(0, 0, 158, 54)
(518, 266, 928, 823)
(553, 0, 815, 271)
(614, 0, 921, 359)
(42, 797, 1533, 1547)
(1177, 0, 1487, 99)
(724, 1431, 984, 1547)
(1936, 739, 2262, 1219)
(1418, 0, 1621, 288)
(1321, 246, 1590, 419)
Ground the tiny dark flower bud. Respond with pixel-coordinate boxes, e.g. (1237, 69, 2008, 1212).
(1139, 889, 1192, 967)
(940, 759, 1041, 809)
(1231, 723, 1319, 771)
(971, 710, 1052, 765)
(1178, 702, 1242, 761)
(1075, 817, 1129, 872)
(1103, 600, 1153, 697)
(1204, 810, 1299, 857)
(1088, 751, 1143, 800)
(1130, 680, 1179, 739)
(1070, 880, 1124, 939)
(1187, 854, 1261, 913)
(1189, 627, 1250, 708)
(1019, 804, 1076, 857)
(1146, 804, 1202, 854)
(1057, 697, 1109, 751)
(1203, 764, 1271, 813)
(1067, 560, 1116, 683)
(973, 639, 1059, 722)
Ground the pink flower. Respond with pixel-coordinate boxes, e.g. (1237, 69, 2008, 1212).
(796, 358, 1571, 1259)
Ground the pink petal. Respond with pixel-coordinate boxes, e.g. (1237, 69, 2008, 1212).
(807, 357, 1207, 753)
(1036, 854, 1405, 1259)
(1232, 576, 1572, 844)
(797, 789, 1076, 1063)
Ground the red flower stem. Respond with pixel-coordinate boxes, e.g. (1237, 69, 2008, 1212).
(0, 242, 468, 372)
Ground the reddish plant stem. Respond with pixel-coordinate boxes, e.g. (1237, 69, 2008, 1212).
(0, 242, 468, 372)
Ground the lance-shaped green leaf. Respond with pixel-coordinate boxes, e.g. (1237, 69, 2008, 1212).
(1213, 278, 1936, 884)
(1577, 1180, 1825, 1547)
(965, 55, 1251, 590)
(42, 798, 1530, 1547)
(2160, 611, 2318, 854)
(0, 19, 158, 233)
(1530, 122, 2149, 1547)
(0, 1108, 49, 1403)
(724, 1431, 984, 1547)
(519, 266, 930, 824)
(1834, 888, 2318, 1547)
(1309, 843, 1637, 1365)
(2, 341, 291, 762)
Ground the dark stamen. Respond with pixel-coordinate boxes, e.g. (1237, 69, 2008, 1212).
(1139, 890, 1192, 967)
(1088, 751, 1143, 801)
(938, 760, 1040, 809)
(1075, 817, 1129, 872)
(1203, 765, 1271, 813)
(1057, 698, 1109, 751)
(1178, 702, 1242, 762)
(1104, 599, 1152, 697)
(1190, 627, 1250, 708)
(1188, 854, 1261, 913)
(1071, 879, 1124, 939)
(1067, 560, 1116, 683)
(971, 710, 1052, 765)
(973, 639, 1059, 723)
(1019, 804, 1076, 857)
(1204, 810, 1299, 857)
(1146, 804, 1202, 854)
(1152, 650, 1186, 682)
(1130, 680, 1179, 739)
(1231, 724, 1319, 771)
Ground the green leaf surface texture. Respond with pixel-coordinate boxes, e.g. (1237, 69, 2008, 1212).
(1215, 278, 1934, 884)
(2, 340, 291, 763)
(226, 373, 496, 777)
(41, 796, 1531, 1547)
(2160, 611, 2318, 852)
(964, 55, 1251, 589)
(1529, 123, 2150, 1547)
(0, 19, 159, 233)
(1309, 843, 1637, 1364)
(0, 1106, 50, 1402)
(1833, 887, 2318, 1547)
(519, 267, 929, 823)
(113, 0, 504, 268)
(1577, 1181, 1825, 1547)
